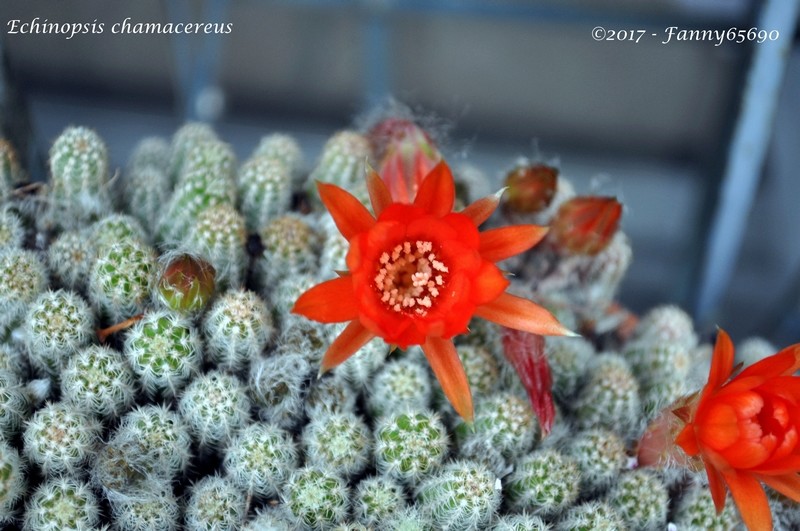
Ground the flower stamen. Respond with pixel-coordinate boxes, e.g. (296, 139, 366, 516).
(374, 240, 449, 316)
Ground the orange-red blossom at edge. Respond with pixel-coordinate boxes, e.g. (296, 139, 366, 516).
(291, 161, 575, 423)
(674, 329, 800, 531)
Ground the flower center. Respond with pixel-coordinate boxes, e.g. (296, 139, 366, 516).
(374, 240, 449, 316)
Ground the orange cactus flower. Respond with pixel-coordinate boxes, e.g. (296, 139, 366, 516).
(292, 161, 574, 422)
(674, 329, 800, 531)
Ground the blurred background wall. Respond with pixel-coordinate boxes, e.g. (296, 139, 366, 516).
(2, 0, 799, 345)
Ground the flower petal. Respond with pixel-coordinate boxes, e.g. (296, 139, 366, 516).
(319, 321, 375, 374)
(317, 181, 375, 240)
(413, 161, 454, 217)
(751, 455, 800, 475)
(718, 440, 771, 469)
(462, 191, 501, 226)
(422, 336, 474, 423)
(366, 166, 393, 216)
(474, 293, 574, 336)
(722, 471, 772, 531)
(702, 329, 736, 403)
(292, 275, 358, 323)
(736, 343, 800, 380)
(675, 423, 700, 456)
(704, 460, 728, 513)
(472, 262, 509, 305)
(479, 225, 549, 263)
(759, 473, 800, 503)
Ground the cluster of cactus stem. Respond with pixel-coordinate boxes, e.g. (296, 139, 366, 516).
(0, 115, 779, 530)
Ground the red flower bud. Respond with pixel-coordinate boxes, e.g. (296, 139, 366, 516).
(368, 118, 441, 204)
(503, 163, 558, 214)
(551, 196, 622, 255)
(157, 254, 216, 314)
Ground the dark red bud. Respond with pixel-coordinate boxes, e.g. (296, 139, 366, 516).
(503, 164, 558, 214)
(551, 196, 622, 255)
(157, 254, 216, 314)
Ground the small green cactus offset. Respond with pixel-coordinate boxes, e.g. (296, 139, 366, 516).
(24, 289, 95, 378)
(23, 401, 102, 477)
(374, 409, 449, 486)
(283, 466, 350, 529)
(185, 475, 247, 531)
(60, 344, 137, 419)
(224, 422, 299, 499)
(415, 460, 501, 531)
(178, 370, 251, 449)
(303, 411, 372, 478)
(504, 449, 580, 516)
(0, 440, 26, 522)
(202, 288, 273, 372)
(123, 310, 202, 398)
(89, 237, 157, 322)
(46, 126, 111, 229)
(237, 154, 293, 232)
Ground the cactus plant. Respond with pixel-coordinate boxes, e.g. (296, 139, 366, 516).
(23, 476, 100, 531)
(0, 440, 26, 522)
(251, 133, 304, 187)
(178, 370, 251, 449)
(224, 421, 299, 499)
(0, 369, 30, 439)
(304, 373, 357, 420)
(374, 409, 449, 486)
(158, 139, 236, 243)
(248, 351, 310, 429)
(202, 288, 273, 372)
(0, 206, 25, 250)
(505, 449, 580, 516)
(237, 154, 293, 232)
(184, 475, 247, 531)
(283, 466, 350, 529)
(185, 203, 247, 289)
(89, 237, 157, 322)
(572, 353, 641, 437)
(415, 460, 501, 531)
(303, 411, 372, 478)
(60, 344, 137, 419)
(368, 358, 433, 417)
(353, 475, 407, 527)
(23, 401, 102, 477)
(46, 229, 95, 292)
(307, 130, 371, 201)
(0, 247, 47, 332)
(114, 404, 193, 480)
(123, 310, 202, 398)
(607, 469, 668, 531)
(24, 289, 94, 378)
(46, 126, 110, 229)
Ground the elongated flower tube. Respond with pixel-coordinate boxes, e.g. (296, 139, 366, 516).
(292, 160, 573, 422)
(673, 330, 800, 531)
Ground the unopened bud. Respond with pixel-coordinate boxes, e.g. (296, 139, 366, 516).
(157, 254, 216, 314)
(503, 163, 558, 214)
(551, 196, 622, 255)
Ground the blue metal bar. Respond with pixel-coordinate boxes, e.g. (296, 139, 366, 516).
(165, 0, 230, 122)
(693, 0, 800, 324)
(363, 6, 391, 106)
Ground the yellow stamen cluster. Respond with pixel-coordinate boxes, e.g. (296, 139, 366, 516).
(374, 240, 449, 316)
